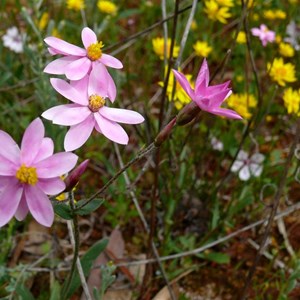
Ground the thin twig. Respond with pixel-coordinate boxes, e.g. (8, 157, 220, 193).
(75, 143, 155, 210)
(104, 1, 202, 52)
(240, 119, 300, 300)
(114, 144, 175, 300)
(175, 0, 198, 69)
(67, 220, 92, 300)
(24, 201, 300, 273)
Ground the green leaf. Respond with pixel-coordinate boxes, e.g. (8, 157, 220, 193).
(197, 252, 230, 264)
(15, 285, 35, 300)
(53, 202, 73, 220)
(75, 199, 104, 216)
(66, 238, 109, 298)
(50, 281, 61, 300)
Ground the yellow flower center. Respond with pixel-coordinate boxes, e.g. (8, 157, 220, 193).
(89, 94, 105, 112)
(275, 67, 287, 77)
(87, 41, 104, 61)
(16, 164, 38, 185)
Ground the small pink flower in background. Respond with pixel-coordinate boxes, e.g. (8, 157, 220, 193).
(44, 27, 123, 80)
(172, 59, 242, 119)
(0, 118, 78, 227)
(231, 150, 265, 181)
(42, 64, 144, 151)
(251, 24, 275, 47)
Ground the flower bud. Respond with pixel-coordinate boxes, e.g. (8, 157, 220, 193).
(64, 159, 89, 192)
(154, 117, 177, 147)
(176, 101, 200, 126)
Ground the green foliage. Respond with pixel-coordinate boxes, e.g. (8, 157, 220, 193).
(65, 238, 109, 299)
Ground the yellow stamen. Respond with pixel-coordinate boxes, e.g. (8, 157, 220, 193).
(87, 41, 104, 61)
(89, 94, 105, 112)
(16, 164, 38, 185)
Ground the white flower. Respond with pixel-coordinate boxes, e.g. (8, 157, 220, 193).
(284, 20, 300, 51)
(211, 136, 224, 151)
(231, 150, 265, 181)
(2, 27, 24, 53)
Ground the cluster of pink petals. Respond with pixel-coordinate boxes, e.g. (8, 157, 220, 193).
(42, 64, 144, 151)
(251, 24, 275, 47)
(44, 27, 123, 80)
(0, 118, 78, 227)
(172, 59, 242, 119)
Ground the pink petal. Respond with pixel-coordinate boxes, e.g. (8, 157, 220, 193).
(44, 37, 86, 56)
(195, 58, 209, 91)
(64, 115, 95, 151)
(209, 107, 243, 119)
(15, 195, 29, 221)
(0, 156, 17, 175)
(0, 179, 23, 227)
(100, 54, 123, 69)
(50, 78, 88, 105)
(94, 113, 129, 144)
(42, 104, 81, 121)
(53, 106, 91, 126)
(251, 28, 261, 37)
(81, 27, 97, 49)
(172, 70, 194, 99)
(99, 106, 144, 124)
(70, 75, 89, 97)
(25, 185, 54, 227)
(21, 118, 45, 165)
(0, 130, 20, 163)
(36, 152, 78, 178)
(88, 63, 108, 97)
(37, 177, 66, 195)
(65, 57, 91, 80)
(34, 138, 54, 162)
(44, 56, 79, 75)
(107, 70, 117, 102)
(204, 81, 231, 95)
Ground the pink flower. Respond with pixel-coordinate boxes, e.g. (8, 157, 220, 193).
(172, 59, 242, 119)
(44, 27, 123, 80)
(42, 64, 144, 151)
(251, 24, 275, 47)
(0, 118, 78, 227)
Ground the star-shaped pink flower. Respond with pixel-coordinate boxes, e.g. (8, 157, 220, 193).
(42, 64, 144, 151)
(44, 27, 123, 80)
(251, 24, 275, 47)
(0, 118, 78, 227)
(172, 59, 242, 119)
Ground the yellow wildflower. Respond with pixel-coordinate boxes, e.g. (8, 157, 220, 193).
(279, 43, 295, 57)
(97, 0, 118, 15)
(66, 0, 85, 11)
(38, 12, 49, 31)
(275, 9, 286, 19)
(236, 31, 246, 44)
(216, 0, 234, 6)
(264, 10, 276, 20)
(282, 88, 300, 116)
(204, 0, 231, 24)
(236, 0, 255, 7)
(268, 58, 296, 86)
(51, 28, 62, 39)
(275, 35, 282, 44)
(152, 37, 179, 60)
(227, 93, 257, 119)
(191, 20, 198, 30)
(264, 9, 286, 20)
(159, 69, 193, 110)
(193, 41, 212, 57)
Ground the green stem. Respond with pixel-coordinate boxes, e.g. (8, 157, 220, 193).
(61, 192, 80, 300)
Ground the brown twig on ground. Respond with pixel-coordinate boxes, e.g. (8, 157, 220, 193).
(240, 119, 300, 300)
